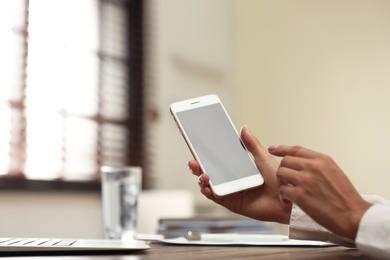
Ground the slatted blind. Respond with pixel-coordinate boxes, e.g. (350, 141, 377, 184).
(0, 0, 146, 187)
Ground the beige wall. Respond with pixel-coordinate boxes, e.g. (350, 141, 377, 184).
(233, 0, 390, 198)
(144, 0, 236, 210)
(0, 191, 103, 238)
(0, 189, 193, 238)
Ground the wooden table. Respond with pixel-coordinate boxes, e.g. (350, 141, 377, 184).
(0, 242, 375, 259)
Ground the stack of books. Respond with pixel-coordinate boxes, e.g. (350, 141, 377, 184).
(157, 217, 274, 238)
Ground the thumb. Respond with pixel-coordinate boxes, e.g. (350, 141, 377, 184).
(240, 125, 268, 161)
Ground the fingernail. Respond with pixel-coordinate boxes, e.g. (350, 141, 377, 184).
(187, 161, 195, 175)
(244, 125, 251, 133)
(268, 145, 278, 152)
(198, 175, 204, 186)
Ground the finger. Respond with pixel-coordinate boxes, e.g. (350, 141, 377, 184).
(276, 166, 302, 187)
(268, 145, 316, 159)
(197, 173, 210, 188)
(200, 186, 219, 201)
(188, 160, 202, 176)
(279, 155, 308, 171)
(278, 183, 299, 204)
(278, 191, 292, 205)
(240, 125, 269, 161)
(276, 177, 293, 205)
(198, 175, 219, 202)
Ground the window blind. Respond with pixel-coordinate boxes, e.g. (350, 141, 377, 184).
(0, 0, 147, 189)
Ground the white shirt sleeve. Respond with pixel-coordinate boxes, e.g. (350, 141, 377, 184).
(289, 195, 390, 258)
(355, 198, 390, 259)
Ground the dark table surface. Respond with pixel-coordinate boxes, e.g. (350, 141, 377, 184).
(0, 242, 375, 259)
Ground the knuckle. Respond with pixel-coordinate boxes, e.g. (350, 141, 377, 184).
(280, 155, 293, 166)
(323, 154, 334, 164)
(280, 156, 288, 166)
(307, 161, 321, 173)
(276, 166, 288, 179)
(291, 145, 302, 154)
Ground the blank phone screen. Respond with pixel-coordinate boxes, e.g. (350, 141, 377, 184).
(176, 103, 259, 185)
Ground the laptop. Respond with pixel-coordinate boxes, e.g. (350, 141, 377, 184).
(0, 237, 149, 255)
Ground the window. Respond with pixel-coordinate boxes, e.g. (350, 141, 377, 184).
(0, 0, 146, 190)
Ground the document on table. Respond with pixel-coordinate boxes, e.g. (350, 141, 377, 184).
(136, 233, 337, 247)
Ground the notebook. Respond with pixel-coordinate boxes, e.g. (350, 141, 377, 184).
(0, 237, 149, 255)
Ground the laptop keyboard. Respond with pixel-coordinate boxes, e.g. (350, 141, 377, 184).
(0, 238, 77, 247)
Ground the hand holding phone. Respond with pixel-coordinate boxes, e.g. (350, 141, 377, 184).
(169, 94, 264, 196)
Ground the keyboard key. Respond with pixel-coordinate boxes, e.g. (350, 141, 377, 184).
(54, 240, 77, 247)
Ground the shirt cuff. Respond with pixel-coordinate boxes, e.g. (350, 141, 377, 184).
(355, 204, 390, 258)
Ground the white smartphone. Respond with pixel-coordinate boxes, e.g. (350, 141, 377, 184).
(169, 94, 264, 197)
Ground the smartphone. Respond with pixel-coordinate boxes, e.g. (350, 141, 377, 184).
(169, 94, 264, 196)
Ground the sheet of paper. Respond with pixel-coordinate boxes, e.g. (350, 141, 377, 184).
(159, 234, 336, 247)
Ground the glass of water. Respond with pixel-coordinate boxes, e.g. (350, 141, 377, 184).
(100, 166, 142, 240)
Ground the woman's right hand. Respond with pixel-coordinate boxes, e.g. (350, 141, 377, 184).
(188, 125, 292, 224)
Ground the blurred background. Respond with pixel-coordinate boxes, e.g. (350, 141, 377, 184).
(1, 0, 390, 238)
